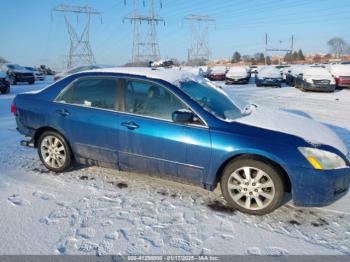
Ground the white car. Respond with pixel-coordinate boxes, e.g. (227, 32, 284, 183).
(225, 67, 251, 84)
(295, 67, 336, 92)
(25, 67, 45, 81)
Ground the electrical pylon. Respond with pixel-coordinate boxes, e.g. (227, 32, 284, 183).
(183, 14, 215, 65)
(52, 4, 102, 69)
(123, 0, 165, 63)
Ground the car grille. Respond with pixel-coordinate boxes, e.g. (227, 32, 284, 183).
(313, 79, 330, 85)
(17, 73, 33, 77)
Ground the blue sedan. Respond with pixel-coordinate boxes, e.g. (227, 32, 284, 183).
(12, 67, 350, 215)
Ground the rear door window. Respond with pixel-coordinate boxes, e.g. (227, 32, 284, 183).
(56, 77, 119, 111)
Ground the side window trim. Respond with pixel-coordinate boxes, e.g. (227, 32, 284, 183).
(121, 77, 208, 128)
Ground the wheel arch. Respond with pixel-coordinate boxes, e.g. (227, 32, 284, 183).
(214, 153, 291, 193)
(33, 126, 70, 149)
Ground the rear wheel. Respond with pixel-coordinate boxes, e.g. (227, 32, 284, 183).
(1, 85, 10, 94)
(220, 158, 284, 215)
(28, 80, 34, 85)
(38, 131, 72, 172)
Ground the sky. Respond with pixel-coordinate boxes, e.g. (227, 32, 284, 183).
(0, 0, 350, 70)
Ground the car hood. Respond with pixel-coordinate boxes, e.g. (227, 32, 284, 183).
(304, 75, 333, 81)
(13, 69, 32, 74)
(235, 106, 348, 155)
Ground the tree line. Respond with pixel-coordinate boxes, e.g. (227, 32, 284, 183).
(231, 49, 305, 64)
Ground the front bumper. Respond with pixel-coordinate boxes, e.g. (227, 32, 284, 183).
(290, 166, 350, 207)
(225, 76, 250, 84)
(257, 78, 282, 86)
(209, 74, 226, 81)
(304, 82, 335, 92)
(15, 74, 35, 82)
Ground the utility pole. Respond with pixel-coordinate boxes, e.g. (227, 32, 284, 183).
(52, 4, 102, 69)
(123, 0, 165, 64)
(264, 33, 294, 65)
(183, 14, 215, 65)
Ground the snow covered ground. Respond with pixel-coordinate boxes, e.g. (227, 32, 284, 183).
(1, 76, 350, 255)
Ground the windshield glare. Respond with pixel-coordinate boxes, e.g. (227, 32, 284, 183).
(178, 79, 248, 121)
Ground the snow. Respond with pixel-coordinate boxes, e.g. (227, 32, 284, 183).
(236, 105, 348, 155)
(328, 64, 350, 77)
(257, 66, 281, 78)
(1, 75, 350, 255)
(209, 66, 226, 74)
(226, 67, 249, 78)
(90, 67, 197, 85)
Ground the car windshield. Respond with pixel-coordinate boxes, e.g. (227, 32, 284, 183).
(178, 79, 250, 121)
(8, 64, 24, 70)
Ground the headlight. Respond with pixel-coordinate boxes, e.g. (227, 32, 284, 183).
(298, 147, 348, 170)
(306, 78, 313, 84)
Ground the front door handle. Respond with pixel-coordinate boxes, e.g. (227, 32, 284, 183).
(55, 109, 70, 117)
(121, 121, 139, 130)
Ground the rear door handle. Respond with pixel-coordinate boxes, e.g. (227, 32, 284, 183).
(121, 121, 139, 130)
(55, 109, 70, 117)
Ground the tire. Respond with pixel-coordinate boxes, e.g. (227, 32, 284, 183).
(28, 80, 34, 85)
(220, 158, 284, 215)
(38, 131, 73, 173)
(1, 85, 10, 94)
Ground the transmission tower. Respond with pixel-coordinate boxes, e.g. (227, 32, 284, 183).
(184, 14, 215, 65)
(52, 4, 102, 69)
(123, 0, 165, 63)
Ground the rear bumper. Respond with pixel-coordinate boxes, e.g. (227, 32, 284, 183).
(290, 166, 350, 207)
(304, 82, 335, 92)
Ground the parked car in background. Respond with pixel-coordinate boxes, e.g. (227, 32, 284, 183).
(328, 64, 350, 88)
(24, 67, 45, 81)
(54, 64, 114, 82)
(281, 67, 291, 82)
(286, 65, 306, 87)
(1, 63, 35, 85)
(295, 67, 336, 92)
(249, 65, 258, 74)
(255, 66, 283, 87)
(13, 67, 350, 215)
(225, 66, 251, 84)
(208, 66, 227, 81)
(0, 70, 10, 94)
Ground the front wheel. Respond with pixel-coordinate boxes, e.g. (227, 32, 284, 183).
(220, 158, 284, 215)
(38, 131, 73, 172)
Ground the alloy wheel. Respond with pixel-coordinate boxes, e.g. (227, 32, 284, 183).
(40, 135, 67, 169)
(227, 166, 275, 210)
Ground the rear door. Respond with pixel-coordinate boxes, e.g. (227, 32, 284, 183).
(116, 78, 212, 185)
(54, 76, 120, 167)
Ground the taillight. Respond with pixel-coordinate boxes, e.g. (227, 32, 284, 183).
(335, 77, 340, 85)
(54, 75, 60, 82)
(11, 102, 16, 114)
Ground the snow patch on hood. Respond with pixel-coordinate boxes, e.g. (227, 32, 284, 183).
(235, 106, 348, 155)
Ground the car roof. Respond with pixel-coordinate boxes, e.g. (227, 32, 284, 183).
(87, 67, 195, 84)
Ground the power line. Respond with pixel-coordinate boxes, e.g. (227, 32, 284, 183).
(52, 4, 102, 69)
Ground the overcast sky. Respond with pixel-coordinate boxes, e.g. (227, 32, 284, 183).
(1, 0, 350, 69)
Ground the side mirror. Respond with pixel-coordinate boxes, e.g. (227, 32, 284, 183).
(172, 109, 194, 123)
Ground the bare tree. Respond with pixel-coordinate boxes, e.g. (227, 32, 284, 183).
(327, 37, 347, 58)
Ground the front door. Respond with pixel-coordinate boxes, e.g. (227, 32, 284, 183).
(117, 78, 211, 185)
